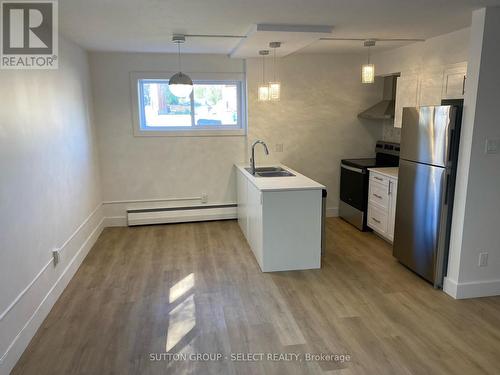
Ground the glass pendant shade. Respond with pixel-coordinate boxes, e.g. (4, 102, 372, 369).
(362, 64, 375, 84)
(268, 82, 281, 101)
(258, 84, 270, 101)
(169, 72, 193, 97)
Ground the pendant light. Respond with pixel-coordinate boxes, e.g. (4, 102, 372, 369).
(258, 50, 270, 101)
(169, 34, 193, 97)
(361, 40, 375, 84)
(268, 42, 281, 101)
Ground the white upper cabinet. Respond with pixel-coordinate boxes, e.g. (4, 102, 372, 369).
(393, 62, 467, 128)
(419, 69, 444, 107)
(442, 63, 467, 99)
(394, 73, 419, 128)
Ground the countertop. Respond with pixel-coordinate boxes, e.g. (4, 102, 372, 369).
(235, 164, 325, 192)
(368, 167, 399, 179)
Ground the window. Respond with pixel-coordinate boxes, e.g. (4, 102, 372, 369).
(131, 73, 246, 136)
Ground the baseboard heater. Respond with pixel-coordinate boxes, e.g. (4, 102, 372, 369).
(127, 204, 237, 226)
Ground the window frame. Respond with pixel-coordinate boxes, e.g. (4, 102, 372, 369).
(131, 72, 247, 137)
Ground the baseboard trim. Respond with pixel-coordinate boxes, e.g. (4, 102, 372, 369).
(326, 206, 339, 218)
(103, 216, 127, 227)
(443, 277, 500, 299)
(0, 207, 104, 374)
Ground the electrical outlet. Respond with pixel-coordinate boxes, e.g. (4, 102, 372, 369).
(52, 248, 60, 266)
(478, 252, 488, 267)
(201, 193, 208, 204)
(275, 143, 284, 153)
(485, 138, 500, 154)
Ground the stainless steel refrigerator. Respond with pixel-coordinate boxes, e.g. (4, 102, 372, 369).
(393, 103, 462, 288)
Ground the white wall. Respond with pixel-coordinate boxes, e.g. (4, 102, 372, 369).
(444, 7, 500, 299)
(90, 52, 384, 218)
(0, 38, 103, 374)
(372, 27, 471, 75)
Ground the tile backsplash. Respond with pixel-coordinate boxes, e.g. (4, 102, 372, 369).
(382, 120, 401, 143)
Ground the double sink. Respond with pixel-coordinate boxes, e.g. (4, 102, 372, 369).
(245, 166, 295, 177)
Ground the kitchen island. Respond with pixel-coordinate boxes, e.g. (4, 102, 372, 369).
(235, 164, 325, 272)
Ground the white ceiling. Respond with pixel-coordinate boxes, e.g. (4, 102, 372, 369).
(59, 0, 500, 56)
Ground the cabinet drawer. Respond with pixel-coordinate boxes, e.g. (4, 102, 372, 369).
(369, 181, 389, 209)
(370, 172, 390, 186)
(368, 204, 388, 234)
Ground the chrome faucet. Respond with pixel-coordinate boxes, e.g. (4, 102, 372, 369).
(250, 140, 269, 175)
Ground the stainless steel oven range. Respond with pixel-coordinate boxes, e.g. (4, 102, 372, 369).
(339, 141, 400, 231)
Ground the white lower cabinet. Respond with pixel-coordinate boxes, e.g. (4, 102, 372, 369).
(236, 169, 248, 237)
(368, 170, 398, 242)
(236, 167, 322, 272)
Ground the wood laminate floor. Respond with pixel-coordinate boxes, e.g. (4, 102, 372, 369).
(12, 218, 500, 375)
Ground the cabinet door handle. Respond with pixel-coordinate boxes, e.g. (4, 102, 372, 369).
(373, 193, 383, 199)
(388, 181, 392, 195)
(462, 75, 466, 95)
(372, 217, 381, 224)
(374, 176, 383, 181)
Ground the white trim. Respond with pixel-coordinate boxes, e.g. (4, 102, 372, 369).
(443, 277, 500, 299)
(443, 277, 458, 298)
(102, 196, 201, 205)
(326, 206, 339, 217)
(103, 216, 127, 227)
(0, 207, 104, 373)
(0, 259, 52, 323)
(129, 71, 247, 137)
(0, 203, 102, 322)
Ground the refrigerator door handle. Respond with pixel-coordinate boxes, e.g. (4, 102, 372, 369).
(448, 128, 455, 165)
(444, 172, 450, 205)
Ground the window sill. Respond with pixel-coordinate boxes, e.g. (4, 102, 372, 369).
(133, 128, 247, 137)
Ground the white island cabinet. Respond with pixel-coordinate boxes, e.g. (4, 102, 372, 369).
(235, 165, 325, 272)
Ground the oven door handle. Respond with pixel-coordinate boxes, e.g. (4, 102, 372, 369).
(341, 164, 365, 174)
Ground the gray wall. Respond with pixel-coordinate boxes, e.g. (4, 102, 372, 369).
(89, 52, 384, 219)
(246, 53, 384, 212)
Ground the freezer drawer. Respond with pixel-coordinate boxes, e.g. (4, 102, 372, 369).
(393, 159, 446, 284)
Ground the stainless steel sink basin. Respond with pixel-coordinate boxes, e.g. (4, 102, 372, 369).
(257, 170, 295, 177)
(245, 166, 285, 173)
(245, 166, 295, 177)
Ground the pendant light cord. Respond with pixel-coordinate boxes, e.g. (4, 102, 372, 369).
(177, 42, 182, 72)
(262, 55, 265, 84)
(273, 48, 277, 81)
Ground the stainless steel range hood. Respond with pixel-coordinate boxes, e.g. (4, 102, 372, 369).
(358, 75, 398, 120)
